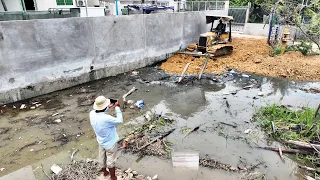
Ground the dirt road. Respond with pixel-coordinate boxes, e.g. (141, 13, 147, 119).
(160, 38, 320, 81)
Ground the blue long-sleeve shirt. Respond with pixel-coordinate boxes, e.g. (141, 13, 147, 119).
(89, 107, 123, 149)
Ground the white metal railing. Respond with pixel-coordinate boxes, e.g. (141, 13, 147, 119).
(184, 1, 226, 11)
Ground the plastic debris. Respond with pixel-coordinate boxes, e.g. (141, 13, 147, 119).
(20, 104, 27, 109)
(54, 119, 62, 123)
(145, 111, 153, 121)
(242, 74, 250, 78)
(258, 92, 264, 96)
(0, 168, 5, 171)
(52, 113, 59, 117)
(132, 71, 139, 76)
(128, 173, 134, 178)
(30, 106, 36, 109)
(243, 85, 254, 90)
(244, 129, 252, 134)
(125, 168, 132, 174)
(135, 100, 144, 109)
(30, 149, 34, 152)
(152, 174, 158, 180)
(127, 100, 135, 104)
(230, 90, 237, 95)
(51, 164, 62, 175)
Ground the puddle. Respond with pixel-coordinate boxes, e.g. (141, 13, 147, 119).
(1, 65, 320, 179)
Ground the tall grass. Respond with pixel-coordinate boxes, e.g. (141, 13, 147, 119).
(253, 104, 318, 142)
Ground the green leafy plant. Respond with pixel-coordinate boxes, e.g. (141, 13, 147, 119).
(286, 41, 313, 55)
(253, 104, 318, 141)
(269, 44, 283, 57)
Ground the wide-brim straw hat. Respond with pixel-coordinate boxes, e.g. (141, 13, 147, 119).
(93, 96, 111, 111)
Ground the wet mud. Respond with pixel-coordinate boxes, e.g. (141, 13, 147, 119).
(1, 65, 320, 179)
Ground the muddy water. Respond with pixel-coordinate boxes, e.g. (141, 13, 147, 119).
(1, 66, 320, 180)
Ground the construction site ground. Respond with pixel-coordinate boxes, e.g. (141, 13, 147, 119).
(1, 64, 320, 180)
(160, 37, 320, 81)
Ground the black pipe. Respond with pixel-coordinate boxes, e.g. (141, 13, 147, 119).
(228, 21, 232, 42)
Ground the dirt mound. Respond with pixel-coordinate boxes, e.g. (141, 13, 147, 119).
(160, 38, 320, 81)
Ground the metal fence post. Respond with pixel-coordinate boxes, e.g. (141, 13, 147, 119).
(245, 2, 250, 23)
(191, 1, 193, 11)
(216, 1, 217, 10)
(198, 2, 200, 11)
(205, 2, 206, 11)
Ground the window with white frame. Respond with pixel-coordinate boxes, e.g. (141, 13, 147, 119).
(56, 0, 73, 5)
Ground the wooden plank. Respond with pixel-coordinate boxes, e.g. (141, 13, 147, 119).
(278, 146, 284, 160)
(175, 52, 215, 58)
(284, 140, 320, 150)
(178, 63, 190, 83)
(175, 52, 206, 56)
(199, 56, 209, 79)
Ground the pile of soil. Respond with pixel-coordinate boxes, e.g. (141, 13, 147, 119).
(160, 38, 320, 81)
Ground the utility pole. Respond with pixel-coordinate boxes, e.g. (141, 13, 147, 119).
(85, 0, 88, 16)
(1, 0, 7, 11)
(21, 0, 26, 11)
(115, 0, 119, 16)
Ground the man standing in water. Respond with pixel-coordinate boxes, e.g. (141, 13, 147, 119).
(90, 96, 123, 180)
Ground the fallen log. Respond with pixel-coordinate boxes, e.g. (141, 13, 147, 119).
(178, 63, 190, 83)
(256, 146, 312, 155)
(219, 122, 237, 128)
(278, 146, 284, 160)
(309, 142, 320, 155)
(283, 140, 320, 150)
(298, 164, 320, 173)
(138, 128, 175, 150)
(305, 176, 316, 180)
(182, 123, 205, 141)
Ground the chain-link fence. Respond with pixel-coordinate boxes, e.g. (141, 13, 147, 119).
(228, 6, 248, 32)
(184, 1, 226, 11)
(0, 9, 80, 21)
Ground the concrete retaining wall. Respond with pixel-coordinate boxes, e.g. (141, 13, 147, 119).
(244, 23, 269, 37)
(0, 11, 222, 104)
(244, 23, 298, 39)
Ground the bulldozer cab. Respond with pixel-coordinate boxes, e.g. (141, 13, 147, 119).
(187, 15, 234, 57)
(205, 14, 233, 42)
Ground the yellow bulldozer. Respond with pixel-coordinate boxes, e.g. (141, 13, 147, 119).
(187, 15, 234, 57)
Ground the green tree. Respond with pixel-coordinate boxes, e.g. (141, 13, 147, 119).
(276, 0, 320, 50)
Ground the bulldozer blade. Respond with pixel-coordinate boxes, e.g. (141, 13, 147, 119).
(207, 45, 233, 57)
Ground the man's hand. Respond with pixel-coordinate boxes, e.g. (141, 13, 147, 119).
(114, 101, 120, 107)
